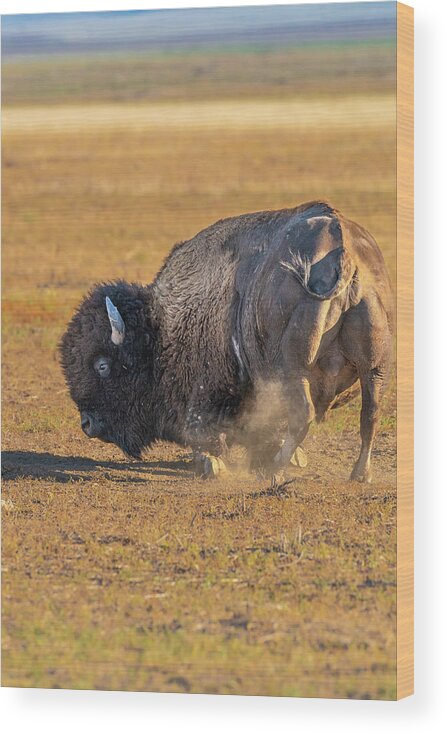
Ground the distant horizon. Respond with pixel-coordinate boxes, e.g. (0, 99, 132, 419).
(2, 2, 396, 57)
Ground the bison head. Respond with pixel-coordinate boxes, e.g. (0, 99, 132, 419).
(60, 281, 157, 459)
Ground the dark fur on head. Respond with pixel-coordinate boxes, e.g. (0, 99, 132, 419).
(60, 281, 158, 458)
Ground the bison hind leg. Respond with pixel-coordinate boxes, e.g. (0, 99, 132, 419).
(350, 365, 389, 484)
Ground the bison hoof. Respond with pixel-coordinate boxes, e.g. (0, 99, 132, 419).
(271, 470, 286, 485)
(193, 453, 227, 479)
(290, 446, 308, 468)
(350, 467, 372, 484)
(203, 456, 228, 479)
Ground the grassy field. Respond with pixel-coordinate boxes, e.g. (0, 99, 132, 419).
(2, 42, 395, 105)
(2, 39, 396, 698)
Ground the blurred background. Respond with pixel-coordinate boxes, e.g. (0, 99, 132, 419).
(2, 2, 396, 306)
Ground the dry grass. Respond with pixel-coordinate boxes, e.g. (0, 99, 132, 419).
(2, 44, 396, 106)
(2, 44, 396, 698)
(2, 462, 396, 697)
(3, 95, 394, 134)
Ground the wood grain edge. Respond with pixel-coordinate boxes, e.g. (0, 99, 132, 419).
(396, 1, 414, 701)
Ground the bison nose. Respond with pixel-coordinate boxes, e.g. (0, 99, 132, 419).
(81, 412, 96, 438)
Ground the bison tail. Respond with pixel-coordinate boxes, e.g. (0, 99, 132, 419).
(329, 382, 361, 410)
(281, 246, 354, 300)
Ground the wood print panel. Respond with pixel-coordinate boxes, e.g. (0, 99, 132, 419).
(2, 2, 413, 699)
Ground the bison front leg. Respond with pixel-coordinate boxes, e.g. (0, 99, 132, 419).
(273, 375, 315, 470)
(350, 367, 386, 483)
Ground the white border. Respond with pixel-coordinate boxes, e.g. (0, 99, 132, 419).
(2, 0, 446, 732)
(0, 0, 398, 14)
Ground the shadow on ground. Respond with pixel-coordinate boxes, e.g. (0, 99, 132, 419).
(1, 450, 189, 483)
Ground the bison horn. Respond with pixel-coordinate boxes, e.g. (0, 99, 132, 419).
(105, 296, 125, 345)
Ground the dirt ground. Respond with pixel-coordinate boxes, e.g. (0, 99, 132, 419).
(2, 41, 397, 698)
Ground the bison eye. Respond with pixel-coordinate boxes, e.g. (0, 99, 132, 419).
(94, 356, 111, 378)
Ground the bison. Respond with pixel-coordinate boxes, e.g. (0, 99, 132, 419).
(61, 201, 393, 482)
